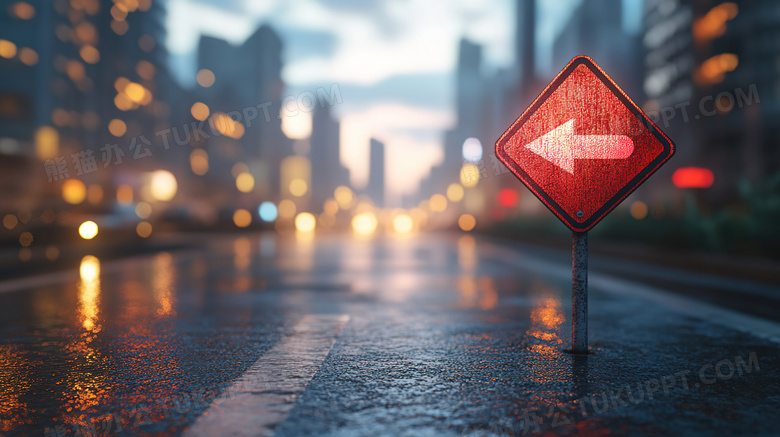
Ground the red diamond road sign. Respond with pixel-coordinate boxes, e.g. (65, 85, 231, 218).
(495, 56, 675, 232)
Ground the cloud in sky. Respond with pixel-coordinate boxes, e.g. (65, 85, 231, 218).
(167, 0, 256, 53)
(271, 0, 514, 86)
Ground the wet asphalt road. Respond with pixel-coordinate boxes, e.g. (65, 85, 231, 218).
(0, 232, 779, 437)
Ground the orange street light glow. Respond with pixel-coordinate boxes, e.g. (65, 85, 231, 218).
(150, 170, 177, 201)
(278, 199, 297, 219)
(334, 186, 354, 209)
(3, 214, 18, 230)
(116, 184, 133, 204)
(79, 221, 98, 239)
(295, 212, 316, 232)
(191, 102, 210, 121)
(108, 119, 127, 136)
(446, 183, 464, 202)
(136, 221, 153, 238)
(79, 255, 100, 281)
(233, 209, 252, 227)
(190, 149, 209, 175)
(630, 201, 648, 220)
(196, 69, 215, 87)
(458, 214, 476, 231)
(281, 110, 312, 139)
(323, 199, 339, 215)
(289, 178, 308, 197)
(87, 184, 103, 204)
(429, 194, 447, 212)
(19, 47, 38, 65)
(124, 82, 146, 103)
(79, 45, 100, 64)
(352, 212, 377, 236)
(460, 163, 480, 188)
(236, 172, 255, 193)
(135, 202, 152, 219)
(35, 126, 59, 159)
(392, 214, 413, 234)
(0, 39, 17, 58)
(63, 179, 86, 204)
(693, 2, 738, 42)
(11, 2, 35, 20)
(211, 112, 245, 139)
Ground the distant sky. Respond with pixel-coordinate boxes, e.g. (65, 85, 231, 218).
(166, 0, 641, 205)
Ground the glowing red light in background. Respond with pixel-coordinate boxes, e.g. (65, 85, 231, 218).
(672, 167, 714, 188)
(497, 188, 519, 208)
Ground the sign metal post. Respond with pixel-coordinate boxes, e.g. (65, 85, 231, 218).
(571, 231, 588, 354)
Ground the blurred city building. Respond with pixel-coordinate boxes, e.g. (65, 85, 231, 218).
(414, 1, 544, 221)
(642, 0, 698, 210)
(553, 0, 643, 99)
(0, 0, 171, 212)
(0, 0, 58, 209)
(506, 0, 540, 118)
(486, 0, 544, 221)
(643, 0, 695, 118)
(690, 0, 775, 204)
(365, 138, 385, 208)
(309, 105, 350, 210)
(192, 25, 288, 198)
(96, 0, 174, 189)
(643, 0, 778, 206)
(416, 39, 483, 207)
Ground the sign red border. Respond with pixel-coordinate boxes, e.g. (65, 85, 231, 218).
(495, 56, 675, 232)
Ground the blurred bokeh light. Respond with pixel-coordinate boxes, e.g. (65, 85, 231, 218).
(79, 221, 99, 240)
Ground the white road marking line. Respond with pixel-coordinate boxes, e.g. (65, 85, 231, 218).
(183, 314, 350, 437)
(488, 244, 780, 344)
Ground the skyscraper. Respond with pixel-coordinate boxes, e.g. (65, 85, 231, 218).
(96, 0, 169, 141)
(193, 25, 288, 194)
(642, 0, 695, 110)
(690, 0, 778, 202)
(0, 0, 170, 207)
(366, 138, 385, 208)
(642, 0, 778, 204)
(196, 25, 284, 155)
(415, 38, 483, 204)
(515, 0, 536, 92)
(640, 0, 696, 206)
(505, 0, 538, 115)
(453, 39, 483, 147)
(0, 1, 53, 148)
(552, 0, 642, 99)
(309, 105, 350, 208)
(0, 1, 128, 157)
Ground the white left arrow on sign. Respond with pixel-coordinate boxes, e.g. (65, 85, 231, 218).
(524, 118, 634, 174)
